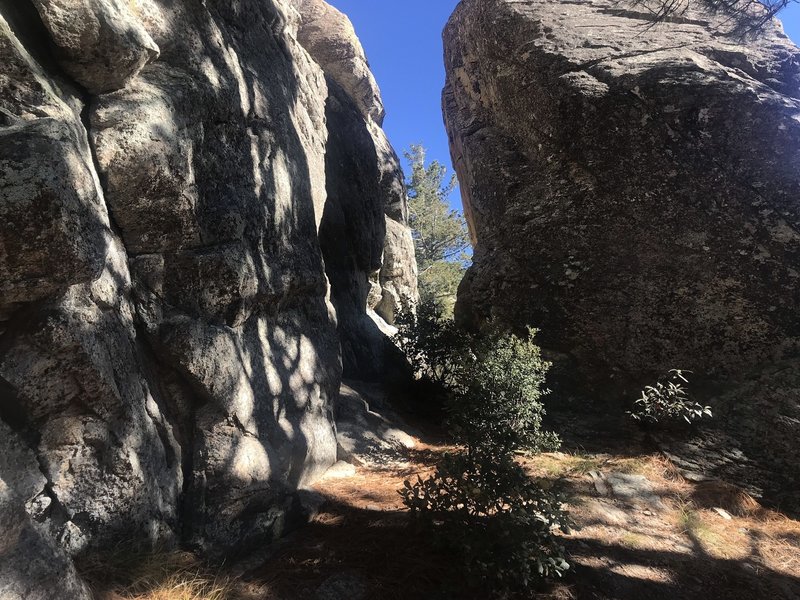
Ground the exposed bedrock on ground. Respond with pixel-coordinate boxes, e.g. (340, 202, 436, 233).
(0, 0, 416, 593)
(444, 0, 800, 505)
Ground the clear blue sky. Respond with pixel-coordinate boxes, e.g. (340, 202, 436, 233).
(329, 0, 800, 212)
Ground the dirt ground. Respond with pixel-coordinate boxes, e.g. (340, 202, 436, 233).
(91, 434, 800, 600)
(235, 440, 799, 600)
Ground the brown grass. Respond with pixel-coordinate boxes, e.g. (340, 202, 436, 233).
(80, 546, 262, 600)
(689, 479, 763, 517)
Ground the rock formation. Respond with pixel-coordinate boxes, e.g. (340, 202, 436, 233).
(444, 0, 800, 503)
(0, 0, 415, 594)
(295, 0, 417, 379)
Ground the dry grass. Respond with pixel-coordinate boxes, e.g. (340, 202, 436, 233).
(524, 451, 609, 479)
(527, 449, 800, 592)
(619, 531, 652, 550)
(80, 545, 262, 600)
(754, 519, 800, 577)
(689, 479, 763, 517)
(672, 500, 740, 558)
(609, 454, 691, 488)
(663, 468, 800, 571)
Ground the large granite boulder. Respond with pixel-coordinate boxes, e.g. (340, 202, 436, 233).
(0, 0, 414, 591)
(443, 0, 800, 504)
(30, 0, 160, 93)
(445, 0, 800, 386)
(290, 0, 385, 125)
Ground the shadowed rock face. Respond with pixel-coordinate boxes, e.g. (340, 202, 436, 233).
(0, 0, 414, 593)
(292, 0, 417, 379)
(445, 0, 800, 385)
(444, 0, 800, 503)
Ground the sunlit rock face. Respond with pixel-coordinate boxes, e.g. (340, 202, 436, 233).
(291, 0, 385, 125)
(0, 0, 413, 589)
(444, 0, 800, 504)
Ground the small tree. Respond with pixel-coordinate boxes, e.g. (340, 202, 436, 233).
(405, 144, 471, 318)
(639, 0, 796, 35)
(396, 308, 569, 596)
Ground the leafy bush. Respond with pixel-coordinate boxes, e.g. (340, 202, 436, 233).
(401, 451, 570, 590)
(395, 303, 569, 596)
(447, 327, 561, 455)
(395, 298, 560, 453)
(629, 369, 712, 425)
(394, 298, 470, 389)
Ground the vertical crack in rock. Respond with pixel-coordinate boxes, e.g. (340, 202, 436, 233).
(290, 0, 418, 381)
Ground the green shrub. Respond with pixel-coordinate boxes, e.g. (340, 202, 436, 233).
(395, 299, 560, 453)
(629, 369, 712, 425)
(401, 451, 570, 592)
(395, 304, 569, 596)
(447, 327, 561, 455)
(394, 298, 470, 389)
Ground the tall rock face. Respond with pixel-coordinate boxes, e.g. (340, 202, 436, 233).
(444, 0, 800, 496)
(0, 0, 414, 593)
(293, 0, 418, 379)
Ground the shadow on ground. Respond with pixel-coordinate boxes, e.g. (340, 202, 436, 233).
(240, 444, 800, 600)
(83, 442, 800, 600)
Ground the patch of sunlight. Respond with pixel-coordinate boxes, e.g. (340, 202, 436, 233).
(607, 563, 674, 584)
(620, 531, 652, 550)
(674, 502, 749, 560)
(526, 452, 607, 478)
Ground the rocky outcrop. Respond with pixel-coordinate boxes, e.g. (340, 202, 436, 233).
(291, 0, 384, 125)
(443, 0, 800, 503)
(317, 79, 417, 379)
(30, 0, 160, 94)
(0, 0, 415, 591)
(293, 0, 417, 379)
(445, 0, 800, 386)
(334, 380, 417, 469)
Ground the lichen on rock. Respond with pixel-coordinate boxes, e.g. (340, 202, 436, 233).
(443, 0, 800, 507)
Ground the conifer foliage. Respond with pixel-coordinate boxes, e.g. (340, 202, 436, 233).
(405, 145, 471, 318)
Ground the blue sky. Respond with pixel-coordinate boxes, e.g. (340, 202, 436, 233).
(329, 0, 800, 212)
(328, 0, 461, 207)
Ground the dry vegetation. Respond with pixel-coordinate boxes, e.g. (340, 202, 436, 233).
(80, 546, 261, 600)
(529, 452, 800, 599)
(85, 443, 800, 600)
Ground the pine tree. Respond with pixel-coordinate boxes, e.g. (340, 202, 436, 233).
(644, 0, 795, 35)
(405, 144, 471, 318)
